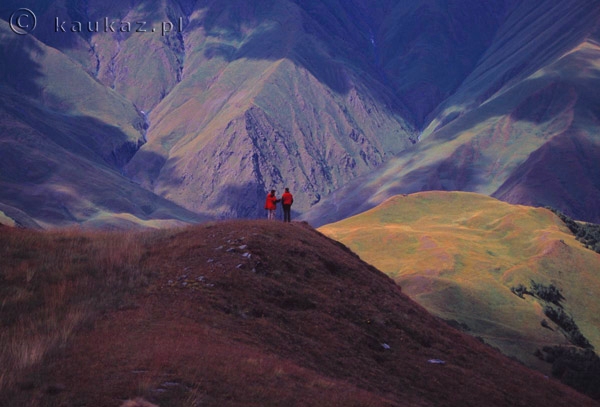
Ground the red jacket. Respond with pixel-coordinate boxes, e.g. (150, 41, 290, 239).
(264, 193, 279, 210)
(281, 192, 293, 206)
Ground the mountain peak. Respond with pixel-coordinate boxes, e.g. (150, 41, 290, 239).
(2, 0, 600, 228)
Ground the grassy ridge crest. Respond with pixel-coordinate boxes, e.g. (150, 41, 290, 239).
(1, 220, 597, 406)
(320, 191, 600, 372)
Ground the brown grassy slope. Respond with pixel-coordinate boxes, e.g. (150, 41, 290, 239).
(0, 221, 597, 407)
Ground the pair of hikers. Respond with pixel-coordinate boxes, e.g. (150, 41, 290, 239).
(264, 188, 294, 222)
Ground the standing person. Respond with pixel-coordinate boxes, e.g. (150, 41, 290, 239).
(264, 189, 280, 220)
(281, 187, 294, 222)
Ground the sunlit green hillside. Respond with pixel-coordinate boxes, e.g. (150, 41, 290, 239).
(320, 191, 600, 372)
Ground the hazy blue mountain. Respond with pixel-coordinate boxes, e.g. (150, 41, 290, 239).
(1, 0, 599, 226)
(304, 0, 600, 226)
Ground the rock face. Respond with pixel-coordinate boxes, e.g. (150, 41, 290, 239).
(0, 19, 206, 228)
(121, 0, 420, 219)
(1, 0, 600, 226)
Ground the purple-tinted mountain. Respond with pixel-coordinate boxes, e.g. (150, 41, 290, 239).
(0, 20, 205, 228)
(1, 0, 599, 226)
(306, 0, 600, 226)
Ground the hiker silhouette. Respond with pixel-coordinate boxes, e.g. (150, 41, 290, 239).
(264, 189, 280, 220)
(281, 188, 294, 222)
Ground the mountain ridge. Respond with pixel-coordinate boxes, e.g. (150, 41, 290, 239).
(1, 0, 600, 227)
(1, 219, 597, 406)
(304, 2, 600, 226)
(319, 191, 600, 383)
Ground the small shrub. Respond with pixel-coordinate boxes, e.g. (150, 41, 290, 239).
(510, 280, 564, 307)
(510, 284, 530, 298)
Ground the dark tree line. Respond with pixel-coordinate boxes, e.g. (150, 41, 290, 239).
(511, 280, 564, 307)
(548, 207, 600, 253)
(510, 278, 599, 399)
(537, 346, 600, 400)
(543, 305, 592, 349)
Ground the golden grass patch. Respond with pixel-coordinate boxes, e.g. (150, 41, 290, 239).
(320, 191, 600, 370)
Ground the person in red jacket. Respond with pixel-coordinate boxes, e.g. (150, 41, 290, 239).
(281, 187, 294, 222)
(264, 189, 280, 220)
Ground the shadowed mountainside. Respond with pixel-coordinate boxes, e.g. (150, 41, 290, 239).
(1, 0, 600, 226)
(1, 220, 598, 406)
(304, 0, 600, 226)
(0, 0, 524, 225)
(0, 21, 207, 228)
(319, 191, 600, 378)
(122, 0, 422, 218)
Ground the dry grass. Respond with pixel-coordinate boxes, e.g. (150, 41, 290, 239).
(121, 398, 159, 407)
(0, 226, 155, 395)
(0, 221, 597, 407)
(319, 191, 600, 371)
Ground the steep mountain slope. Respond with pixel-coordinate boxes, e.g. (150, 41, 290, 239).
(374, 0, 518, 127)
(319, 192, 600, 376)
(2, 0, 600, 226)
(122, 0, 522, 218)
(1, 220, 597, 406)
(0, 22, 205, 228)
(306, 0, 600, 226)
(1, 0, 519, 225)
(123, 0, 418, 218)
